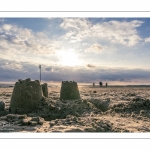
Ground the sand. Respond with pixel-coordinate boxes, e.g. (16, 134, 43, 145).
(0, 85, 150, 132)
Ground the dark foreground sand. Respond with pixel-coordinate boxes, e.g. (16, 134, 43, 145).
(0, 85, 150, 132)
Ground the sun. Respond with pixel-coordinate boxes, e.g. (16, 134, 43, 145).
(57, 49, 82, 66)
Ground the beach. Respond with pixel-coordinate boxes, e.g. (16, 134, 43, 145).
(0, 85, 150, 132)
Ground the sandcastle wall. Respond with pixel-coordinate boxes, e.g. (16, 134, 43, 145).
(60, 81, 81, 100)
(10, 78, 43, 114)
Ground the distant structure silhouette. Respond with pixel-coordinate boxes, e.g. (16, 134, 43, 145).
(106, 82, 108, 87)
(99, 81, 103, 87)
(93, 83, 95, 87)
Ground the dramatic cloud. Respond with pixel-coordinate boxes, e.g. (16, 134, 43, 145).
(0, 60, 40, 82)
(0, 18, 149, 85)
(1, 62, 23, 71)
(60, 18, 143, 46)
(45, 67, 54, 72)
(37, 66, 150, 84)
(85, 43, 104, 53)
(1, 59, 150, 84)
(87, 64, 96, 68)
(0, 23, 60, 58)
(145, 37, 150, 42)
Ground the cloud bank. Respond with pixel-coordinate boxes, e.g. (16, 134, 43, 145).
(0, 18, 150, 84)
(60, 18, 143, 47)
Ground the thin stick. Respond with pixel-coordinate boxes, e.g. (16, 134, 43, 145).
(39, 65, 41, 83)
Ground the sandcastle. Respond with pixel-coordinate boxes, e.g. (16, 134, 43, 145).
(42, 83, 48, 98)
(60, 81, 81, 100)
(10, 78, 43, 114)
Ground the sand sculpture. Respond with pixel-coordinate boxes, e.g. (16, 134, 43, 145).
(60, 81, 81, 100)
(42, 83, 48, 98)
(10, 78, 43, 114)
(0, 101, 5, 111)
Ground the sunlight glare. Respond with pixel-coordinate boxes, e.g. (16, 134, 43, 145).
(57, 49, 82, 66)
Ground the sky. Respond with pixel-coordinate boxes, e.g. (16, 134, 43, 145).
(0, 18, 150, 85)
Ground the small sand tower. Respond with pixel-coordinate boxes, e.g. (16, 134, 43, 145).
(10, 78, 43, 114)
(60, 81, 81, 100)
(42, 83, 48, 98)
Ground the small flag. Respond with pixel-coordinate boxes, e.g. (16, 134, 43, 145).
(39, 65, 41, 68)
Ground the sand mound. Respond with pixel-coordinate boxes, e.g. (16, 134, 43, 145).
(110, 97, 150, 112)
(49, 115, 112, 132)
(34, 97, 102, 121)
(109, 97, 150, 119)
(88, 98, 110, 112)
(0, 114, 45, 132)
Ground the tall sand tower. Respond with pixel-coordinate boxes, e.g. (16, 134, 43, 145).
(60, 81, 81, 100)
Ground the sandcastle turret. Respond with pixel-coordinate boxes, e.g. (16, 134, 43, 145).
(60, 81, 81, 100)
(10, 78, 43, 114)
(42, 83, 48, 98)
